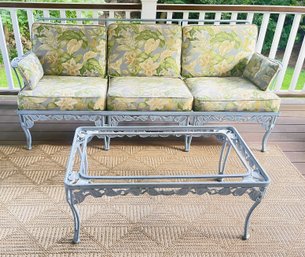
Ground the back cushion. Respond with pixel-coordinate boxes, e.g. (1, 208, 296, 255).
(32, 23, 106, 77)
(107, 23, 182, 77)
(182, 25, 257, 77)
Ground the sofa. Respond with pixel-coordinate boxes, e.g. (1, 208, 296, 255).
(12, 21, 281, 151)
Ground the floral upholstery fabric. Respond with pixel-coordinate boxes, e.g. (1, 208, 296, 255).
(243, 53, 281, 91)
(32, 23, 106, 77)
(107, 77, 193, 111)
(18, 76, 108, 111)
(107, 24, 182, 77)
(186, 77, 280, 112)
(17, 52, 44, 89)
(182, 25, 257, 77)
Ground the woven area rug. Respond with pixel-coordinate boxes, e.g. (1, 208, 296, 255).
(0, 140, 305, 257)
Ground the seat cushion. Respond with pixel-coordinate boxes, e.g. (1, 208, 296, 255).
(182, 25, 257, 77)
(107, 24, 182, 77)
(107, 77, 193, 111)
(185, 77, 280, 112)
(18, 76, 108, 111)
(32, 23, 107, 77)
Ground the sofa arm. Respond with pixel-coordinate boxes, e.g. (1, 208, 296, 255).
(243, 53, 282, 91)
(11, 52, 44, 90)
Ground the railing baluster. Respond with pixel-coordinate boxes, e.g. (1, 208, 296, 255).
(182, 11, 189, 25)
(10, 9, 23, 57)
(125, 11, 131, 19)
(214, 12, 221, 25)
(230, 12, 238, 24)
(166, 11, 173, 24)
(0, 17, 14, 90)
(256, 12, 270, 53)
(269, 13, 286, 59)
(275, 14, 302, 91)
(76, 10, 82, 24)
(289, 35, 305, 91)
(247, 12, 254, 23)
(60, 9, 66, 23)
(43, 9, 50, 21)
(27, 9, 34, 36)
(109, 10, 115, 19)
(92, 10, 99, 24)
(198, 12, 205, 24)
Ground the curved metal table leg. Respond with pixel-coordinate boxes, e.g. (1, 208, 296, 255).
(242, 189, 266, 240)
(261, 116, 277, 152)
(66, 189, 81, 244)
(19, 114, 33, 150)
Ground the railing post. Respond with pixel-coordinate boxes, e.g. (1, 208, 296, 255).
(0, 16, 14, 90)
(141, 0, 158, 19)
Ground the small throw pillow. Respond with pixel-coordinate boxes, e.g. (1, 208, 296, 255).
(17, 52, 44, 89)
(243, 53, 280, 91)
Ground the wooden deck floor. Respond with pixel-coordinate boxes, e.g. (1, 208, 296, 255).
(1, 97, 305, 175)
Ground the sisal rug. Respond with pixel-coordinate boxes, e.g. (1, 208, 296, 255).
(0, 140, 305, 257)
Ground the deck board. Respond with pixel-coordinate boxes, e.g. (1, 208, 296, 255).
(1, 98, 305, 176)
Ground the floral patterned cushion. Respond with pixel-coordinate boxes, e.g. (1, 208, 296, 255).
(107, 24, 182, 77)
(18, 76, 107, 110)
(17, 52, 44, 89)
(182, 25, 257, 77)
(107, 77, 193, 111)
(243, 53, 281, 91)
(185, 77, 280, 112)
(32, 23, 106, 77)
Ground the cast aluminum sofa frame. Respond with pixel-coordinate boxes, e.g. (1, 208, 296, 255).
(17, 109, 278, 152)
(64, 125, 270, 243)
(12, 18, 280, 152)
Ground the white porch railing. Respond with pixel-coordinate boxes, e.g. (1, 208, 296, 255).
(0, 1, 304, 94)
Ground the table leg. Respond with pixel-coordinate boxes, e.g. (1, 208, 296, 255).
(242, 188, 266, 240)
(66, 188, 81, 243)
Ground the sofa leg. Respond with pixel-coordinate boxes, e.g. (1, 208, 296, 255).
(104, 136, 110, 151)
(19, 114, 33, 150)
(261, 116, 277, 152)
(185, 135, 192, 152)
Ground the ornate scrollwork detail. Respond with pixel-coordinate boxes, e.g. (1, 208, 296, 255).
(71, 186, 265, 204)
(193, 114, 277, 131)
(109, 115, 189, 126)
(21, 114, 105, 127)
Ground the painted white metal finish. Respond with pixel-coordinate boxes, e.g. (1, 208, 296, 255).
(256, 12, 270, 53)
(10, 9, 23, 57)
(275, 14, 302, 91)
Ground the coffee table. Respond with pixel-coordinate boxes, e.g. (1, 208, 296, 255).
(64, 126, 270, 243)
